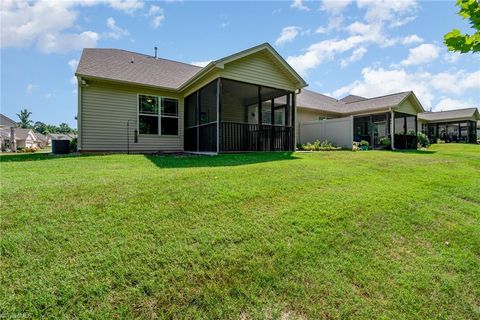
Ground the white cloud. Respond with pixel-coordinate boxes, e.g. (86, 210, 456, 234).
(147, 5, 164, 28)
(443, 51, 461, 64)
(37, 31, 99, 53)
(331, 66, 480, 110)
(190, 60, 211, 67)
(0, 0, 143, 52)
(340, 47, 367, 68)
(401, 34, 423, 45)
(435, 97, 474, 111)
(68, 59, 79, 71)
(315, 26, 327, 34)
(70, 75, 78, 85)
(320, 0, 352, 31)
(357, 0, 418, 24)
(26, 83, 36, 94)
(106, 17, 129, 39)
(401, 43, 440, 66)
(275, 26, 301, 46)
(291, 0, 310, 11)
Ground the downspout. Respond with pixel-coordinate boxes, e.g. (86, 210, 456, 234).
(77, 76, 82, 151)
(390, 108, 395, 150)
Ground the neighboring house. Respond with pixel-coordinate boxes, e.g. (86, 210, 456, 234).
(296, 90, 424, 149)
(0, 114, 17, 151)
(14, 128, 40, 149)
(0, 114, 17, 128)
(47, 133, 76, 146)
(417, 108, 480, 143)
(34, 132, 48, 148)
(75, 43, 307, 153)
(477, 120, 480, 140)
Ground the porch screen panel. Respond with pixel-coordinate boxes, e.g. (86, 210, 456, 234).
(199, 80, 217, 152)
(184, 92, 198, 151)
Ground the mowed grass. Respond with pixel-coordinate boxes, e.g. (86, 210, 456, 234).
(1, 144, 479, 319)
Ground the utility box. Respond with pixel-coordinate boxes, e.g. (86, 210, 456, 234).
(52, 140, 70, 154)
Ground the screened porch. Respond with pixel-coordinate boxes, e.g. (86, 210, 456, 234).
(184, 78, 295, 153)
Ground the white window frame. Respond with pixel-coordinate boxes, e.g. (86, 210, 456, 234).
(137, 93, 179, 136)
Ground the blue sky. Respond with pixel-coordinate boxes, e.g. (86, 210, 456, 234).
(1, 0, 479, 128)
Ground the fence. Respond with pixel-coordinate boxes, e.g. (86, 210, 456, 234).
(299, 116, 353, 149)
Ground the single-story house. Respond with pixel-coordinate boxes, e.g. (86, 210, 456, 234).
(296, 90, 424, 149)
(75, 43, 306, 153)
(75, 43, 478, 153)
(0, 114, 17, 151)
(417, 108, 480, 143)
(34, 132, 48, 148)
(14, 128, 41, 149)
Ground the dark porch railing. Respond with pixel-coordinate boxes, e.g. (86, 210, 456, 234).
(394, 134, 417, 150)
(221, 121, 294, 152)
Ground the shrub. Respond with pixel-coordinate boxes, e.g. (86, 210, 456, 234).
(352, 142, 360, 151)
(70, 138, 78, 152)
(359, 140, 369, 147)
(298, 139, 341, 151)
(379, 137, 391, 149)
(417, 133, 430, 148)
(17, 147, 37, 153)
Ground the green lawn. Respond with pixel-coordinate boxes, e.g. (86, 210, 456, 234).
(1, 144, 479, 319)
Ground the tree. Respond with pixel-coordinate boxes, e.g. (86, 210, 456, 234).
(33, 121, 48, 134)
(16, 109, 33, 128)
(444, 0, 480, 53)
(58, 123, 72, 134)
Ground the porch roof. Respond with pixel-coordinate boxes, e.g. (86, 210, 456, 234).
(418, 108, 480, 122)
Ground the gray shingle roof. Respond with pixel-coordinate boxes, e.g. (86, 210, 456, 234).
(76, 49, 202, 89)
(297, 90, 416, 115)
(339, 94, 367, 103)
(340, 91, 412, 114)
(0, 114, 17, 127)
(418, 108, 479, 121)
(296, 90, 344, 114)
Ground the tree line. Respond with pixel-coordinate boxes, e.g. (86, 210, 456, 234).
(16, 109, 77, 135)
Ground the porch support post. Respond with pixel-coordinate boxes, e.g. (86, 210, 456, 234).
(216, 78, 221, 153)
(292, 92, 296, 151)
(286, 94, 290, 127)
(271, 98, 275, 151)
(196, 89, 200, 152)
(390, 110, 395, 150)
(258, 86, 262, 151)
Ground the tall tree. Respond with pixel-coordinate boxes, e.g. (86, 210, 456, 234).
(16, 109, 33, 128)
(444, 0, 480, 53)
(33, 121, 47, 134)
(58, 123, 72, 134)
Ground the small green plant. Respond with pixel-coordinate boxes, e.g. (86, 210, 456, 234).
(359, 140, 369, 150)
(417, 133, 430, 148)
(408, 130, 417, 136)
(70, 138, 78, 152)
(298, 140, 341, 151)
(379, 137, 391, 150)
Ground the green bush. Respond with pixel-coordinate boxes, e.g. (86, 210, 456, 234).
(298, 139, 341, 151)
(70, 138, 78, 152)
(379, 137, 391, 149)
(360, 140, 369, 147)
(417, 133, 430, 148)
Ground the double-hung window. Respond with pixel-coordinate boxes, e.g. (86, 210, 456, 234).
(138, 95, 178, 135)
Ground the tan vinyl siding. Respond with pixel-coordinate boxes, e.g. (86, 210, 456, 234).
(220, 51, 298, 91)
(81, 79, 183, 152)
(395, 98, 418, 115)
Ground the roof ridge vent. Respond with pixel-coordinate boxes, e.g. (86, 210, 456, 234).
(130, 56, 134, 63)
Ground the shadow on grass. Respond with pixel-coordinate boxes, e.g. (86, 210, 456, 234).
(144, 152, 300, 168)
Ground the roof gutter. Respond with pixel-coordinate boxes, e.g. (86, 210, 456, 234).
(75, 73, 181, 93)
